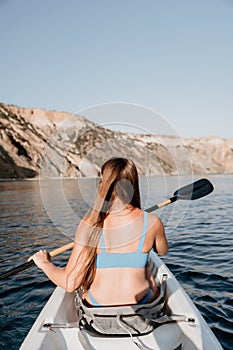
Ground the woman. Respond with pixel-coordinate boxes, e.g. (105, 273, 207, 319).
(29, 158, 168, 306)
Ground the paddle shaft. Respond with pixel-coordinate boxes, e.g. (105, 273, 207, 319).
(146, 196, 177, 213)
(0, 178, 213, 281)
(0, 242, 75, 281)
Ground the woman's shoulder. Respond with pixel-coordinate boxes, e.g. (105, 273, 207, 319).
(82, 215, 91, 224)
(134, 209, 163, 230)
(146, 212, 164, 231)
(135, 209, 161, 222)
(142, 209, 159, 220)
(74, 216, 91, 231)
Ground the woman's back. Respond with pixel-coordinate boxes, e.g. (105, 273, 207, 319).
(83, 207, 165, 306)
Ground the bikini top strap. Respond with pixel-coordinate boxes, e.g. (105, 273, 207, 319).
(137, 211, 149, 252)
(99, 232, 107, 254)
(99, 211, 148, 254)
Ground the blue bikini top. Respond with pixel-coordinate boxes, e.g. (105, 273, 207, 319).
(96, 211, 149, 269)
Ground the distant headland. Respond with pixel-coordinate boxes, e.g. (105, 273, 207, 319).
(0, 103, 232, 179)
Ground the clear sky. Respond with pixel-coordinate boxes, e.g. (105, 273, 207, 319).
(0, 0, 232, 138)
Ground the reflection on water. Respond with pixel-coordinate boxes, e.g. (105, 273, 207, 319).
(0, 175, 233, 350)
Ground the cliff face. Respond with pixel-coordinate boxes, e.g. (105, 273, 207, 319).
(0, 102, 232, 178)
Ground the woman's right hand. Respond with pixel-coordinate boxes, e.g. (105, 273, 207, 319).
(28, 250, 51, 270)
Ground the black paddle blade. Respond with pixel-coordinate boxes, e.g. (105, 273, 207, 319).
(173, 178, 214, 200)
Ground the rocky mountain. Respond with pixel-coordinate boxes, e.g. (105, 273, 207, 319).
(0, 102, 232, 178)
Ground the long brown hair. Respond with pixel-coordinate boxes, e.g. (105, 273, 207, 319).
(75, 158, 141, 291)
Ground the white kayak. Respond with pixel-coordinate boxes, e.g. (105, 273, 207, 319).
(20, 251, 223, 350)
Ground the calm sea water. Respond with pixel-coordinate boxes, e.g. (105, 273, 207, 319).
(0, 175, 232, 350)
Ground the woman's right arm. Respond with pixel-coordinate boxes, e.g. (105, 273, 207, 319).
(152, 215, 169, 255)
(28, 219, 89, 292)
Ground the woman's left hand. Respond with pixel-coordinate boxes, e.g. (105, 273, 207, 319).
(28, 250, 51, 270)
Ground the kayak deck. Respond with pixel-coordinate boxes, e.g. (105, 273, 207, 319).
(20, 252, 223, 350)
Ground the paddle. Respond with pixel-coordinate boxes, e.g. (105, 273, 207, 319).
(0, 178, 213, 281)
(146, 177, 214, 212)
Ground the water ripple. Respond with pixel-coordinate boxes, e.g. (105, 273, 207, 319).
(0, 176, 233, 350)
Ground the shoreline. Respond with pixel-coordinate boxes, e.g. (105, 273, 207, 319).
(0, 172, 232, 183)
